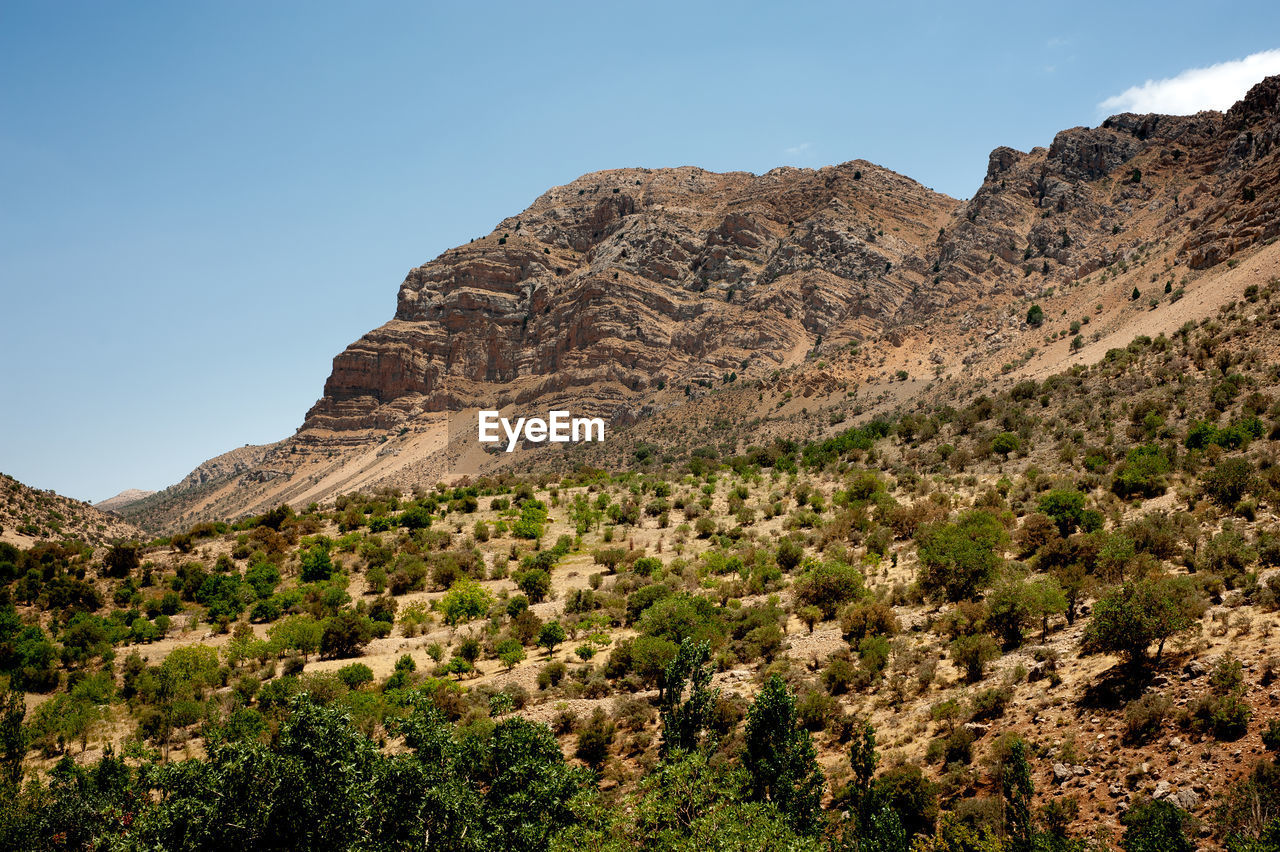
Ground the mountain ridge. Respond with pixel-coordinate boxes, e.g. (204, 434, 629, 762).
(118, 76, 1280, 533)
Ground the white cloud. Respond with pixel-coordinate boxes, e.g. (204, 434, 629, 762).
(784, 142, 812, 156)
(1099, 49, 1280, 114)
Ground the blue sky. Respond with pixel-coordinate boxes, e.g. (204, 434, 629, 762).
(2, 1, 1279, 503)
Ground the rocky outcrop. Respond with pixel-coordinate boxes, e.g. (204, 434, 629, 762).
(302, 161, 953, 435)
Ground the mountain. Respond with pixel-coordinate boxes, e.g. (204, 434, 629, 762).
(94, 489, 155, 513)
(126, 76, 1280, 533)
(1, 472, 145, 547)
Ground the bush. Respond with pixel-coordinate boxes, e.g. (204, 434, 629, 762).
(1112, 445, 1171, 498)
(1120, 797, 1194, 852)
(950, 634, 999, 682)
(299, 544, 334, 583)
(537, 660, 567, 689)
(336, 663, 374, 689)
(1037, 490, 1086, 537)
(991, 432, 1020, 459)
(874, 764, 939, 839)
(839, 601, 900, 641)
(776, 538, 805, 571)
(514, 568, 551, 603)
(1123, 693, 1171, 744)
(574, 708, 615, 770)
(1184, 654, 1251, 740)
(1201, 457, 1257, 507)
(320, 611, 374, 659)
(793, 560, 865, 620)
(437, 580, 493, 626)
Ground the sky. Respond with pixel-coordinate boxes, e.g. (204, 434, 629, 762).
(2, 1, 1279, 504)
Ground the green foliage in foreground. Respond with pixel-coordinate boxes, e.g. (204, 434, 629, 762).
(0, 693, 589, 852)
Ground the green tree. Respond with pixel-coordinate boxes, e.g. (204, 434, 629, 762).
(1082, 575, 1203, 668)
(776, 538, 805, 571)
(103, 541, 142, 578)
(792, 560, 865, 620)
(1201, 457, 1257, 507)
(1026, 305, 1044, 327)
(1001, 738, 1033, 852)
(481, 717, 590, 851)
(269, 614, 324, 660)
(1027, 575, 1067, 643)
(320, 610, 374, 659)
(659, 638, 719, 756)
(438, 579, 493, 626)
(847, 720, 879, 827)
(950, 634, 1000, 683)
(916, 510, 1008, 602)
(0, 689, 25, 790)
(538, 621, 566, 656)
(496, 637, 526, 670)
(1112, 445, 1171, 498)
(299, 543, 334, 583)
(743, 675, 826, 835)
(1120, 797, 1194, 852)
(515, 569, 552, 604)
(1037, 489, 1086, 537)
(991, 432, 1020, 458)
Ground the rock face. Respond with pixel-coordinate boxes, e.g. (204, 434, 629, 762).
(302, 162, 955, 436)
(304, 77, 1280, 440)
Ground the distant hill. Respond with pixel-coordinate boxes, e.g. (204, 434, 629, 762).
(94, 488, 155, 513)
(0, 472, 145, 547)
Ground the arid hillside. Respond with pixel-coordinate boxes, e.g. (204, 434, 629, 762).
(0, 473, 143, 548)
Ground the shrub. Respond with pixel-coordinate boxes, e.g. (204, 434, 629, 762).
(437, 579, 493, 626)
(514, 568, 551, 603)
(537, 660, 567, 689)
(1123, 693, 1171, 744)
(299, 544, 334, 583)
(574, 707, 615, 771)
(1201, 457, 1257, 507)
(950, 634, 999, 682)
(336, 663, 374, 690)
(1120, 797, 1194, 852)
(1184, 654, 1251, 740)
(991, 432, 1020, 458)
(1037, 489, 1087, 537)
(320, 610, 374, 659)
(793, 560, 865, 620)
(776, 538, 805, 571)
(839, 601, 900, 641)
(495, 638, 526, 670)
